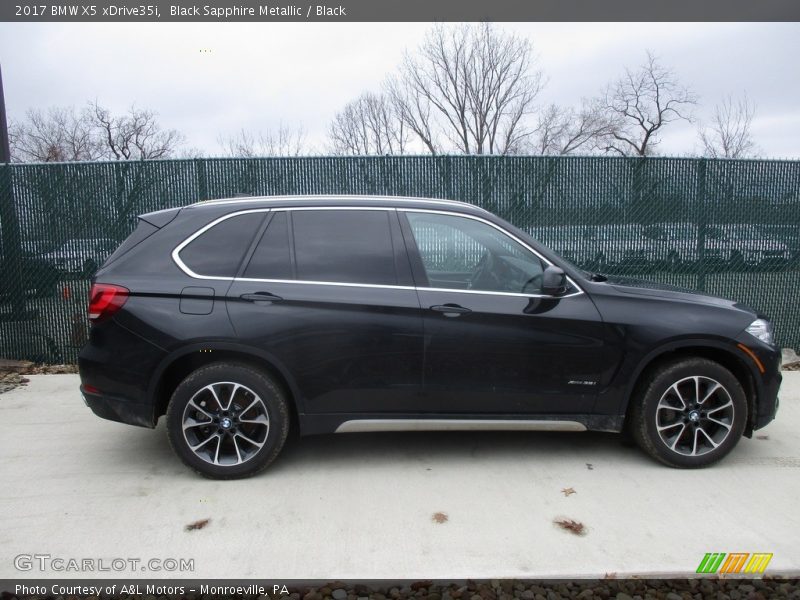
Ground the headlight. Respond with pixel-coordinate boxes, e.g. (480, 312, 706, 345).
(745, 319, 774, 345)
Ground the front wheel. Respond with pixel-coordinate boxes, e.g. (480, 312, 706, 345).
(630, 358, 747, 468)
(166, 362, 290, 479)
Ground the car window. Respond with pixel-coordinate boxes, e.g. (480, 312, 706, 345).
(179, 212, 265, 277)
(292, 209, 397, 285)
(406, 212, 545, 294)
(243, 212, 292, 280)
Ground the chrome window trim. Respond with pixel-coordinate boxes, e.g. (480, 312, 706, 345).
(234, 277, 416, 291)
(172, 205, 585, 298)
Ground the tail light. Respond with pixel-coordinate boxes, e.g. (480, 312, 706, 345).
(88, 283, 129, 322)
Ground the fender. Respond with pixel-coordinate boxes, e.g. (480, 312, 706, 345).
(615, 336, 761, 420)
(147, 340, 307, 414)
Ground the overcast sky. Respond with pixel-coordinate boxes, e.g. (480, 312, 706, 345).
(1, 22, 798, 157)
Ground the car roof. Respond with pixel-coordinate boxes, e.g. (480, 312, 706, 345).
(186, 195, 491, 216)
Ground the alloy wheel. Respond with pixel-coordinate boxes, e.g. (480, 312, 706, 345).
(655, 375, 735, 457)
(181, 381, 270, 466)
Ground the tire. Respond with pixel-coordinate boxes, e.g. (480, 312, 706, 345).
(166, 362, 290, 479)
(630, 358, 747, 468)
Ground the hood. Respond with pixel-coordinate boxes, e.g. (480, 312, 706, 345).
(601, 274, 757, 314)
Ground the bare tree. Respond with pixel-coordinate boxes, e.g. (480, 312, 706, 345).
(388, 23, 543, 155)
(600, 51, 698, 156)
(532, 101, 613, 155)
(329, 92, 408, 155)
(218, 122, 307, 157)
(9, 106, 102, 162)
(90, 102, 184, 160)
(698, 94, 758, 158)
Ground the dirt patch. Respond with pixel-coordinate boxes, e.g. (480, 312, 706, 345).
(0, 360, 78, 394)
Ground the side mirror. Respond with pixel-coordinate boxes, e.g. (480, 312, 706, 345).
(542, 265, 567, 296)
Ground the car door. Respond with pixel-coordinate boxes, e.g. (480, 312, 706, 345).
(226, 207, 426, 415)
(399, 209, 609, 416)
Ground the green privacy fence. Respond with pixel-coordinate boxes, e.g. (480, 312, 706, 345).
(1, 155, 799, 363)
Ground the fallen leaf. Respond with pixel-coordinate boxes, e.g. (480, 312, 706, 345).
(555, 518, 586, 536)
(561, 487, 576, 496)
(756, 435, 769, 440)
(185, 518, 210, 531)
(432, 512, 448, 524)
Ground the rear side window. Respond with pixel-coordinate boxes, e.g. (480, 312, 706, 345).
(179, 212, 265, 277)
(292, 210, 397, 285)
(104, 220, 157, 265)
(243, 212, 292, 280)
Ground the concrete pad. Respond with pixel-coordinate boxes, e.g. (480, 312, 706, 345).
(1, 373, 798, 579)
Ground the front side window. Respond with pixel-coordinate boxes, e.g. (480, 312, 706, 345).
(292, 209, 397, 285)
(179, 212, 265, 277)
(406, 212, 545, 294)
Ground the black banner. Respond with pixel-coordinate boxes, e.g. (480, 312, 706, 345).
(1, 0, 799, 22)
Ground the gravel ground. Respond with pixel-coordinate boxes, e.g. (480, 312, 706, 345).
(4, 579, 800, 599)
(285, 578, 800, 600)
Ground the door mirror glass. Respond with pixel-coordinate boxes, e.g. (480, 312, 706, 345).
(542, 265, 567, 296)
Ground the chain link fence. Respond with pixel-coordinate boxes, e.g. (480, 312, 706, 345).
(1, 155, 799, 363)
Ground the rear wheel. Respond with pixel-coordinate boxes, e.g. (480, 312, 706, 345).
(630, 358, 747, 468)
(166, 362, 290, 479)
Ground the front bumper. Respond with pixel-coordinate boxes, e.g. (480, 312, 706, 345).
(736, 336, 782, 431)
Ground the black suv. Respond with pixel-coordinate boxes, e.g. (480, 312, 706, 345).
(79, 196, 781, 478)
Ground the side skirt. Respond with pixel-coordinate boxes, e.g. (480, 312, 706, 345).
(298, 414, 624, 436)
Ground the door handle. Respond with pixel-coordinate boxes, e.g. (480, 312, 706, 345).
(430, 304, 472, 317)
(240, 292, 283, 304)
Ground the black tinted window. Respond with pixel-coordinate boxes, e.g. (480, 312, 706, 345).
(292, 210, 397, 285)
(180, 213, 264, 277)
(243, 212, 292, 280)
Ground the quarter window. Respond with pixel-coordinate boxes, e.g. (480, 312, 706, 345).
(292, 210, 398, 285)
(179, 212, 265, 277)
(405, 212, 545, 294)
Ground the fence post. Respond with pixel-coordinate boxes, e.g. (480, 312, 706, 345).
(196, 158, 208, 201)
(696, 158, 708, 292)
(0, 164, 29, 320)
(0, 63, 29, 321)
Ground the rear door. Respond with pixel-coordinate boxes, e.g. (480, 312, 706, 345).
(226, 208, 427, 415)
(400, 209, 610, 416)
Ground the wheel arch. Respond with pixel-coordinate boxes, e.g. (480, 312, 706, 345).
(621, 340, 759, 438)
(149, 342, 303, 430)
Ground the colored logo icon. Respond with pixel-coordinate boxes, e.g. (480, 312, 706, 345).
(696, 553, 773, 574)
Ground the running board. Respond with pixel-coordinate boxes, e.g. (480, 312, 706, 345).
(334, 419, 587, 433)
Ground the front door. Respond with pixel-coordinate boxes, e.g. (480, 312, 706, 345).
(401, 210, 609, 416)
